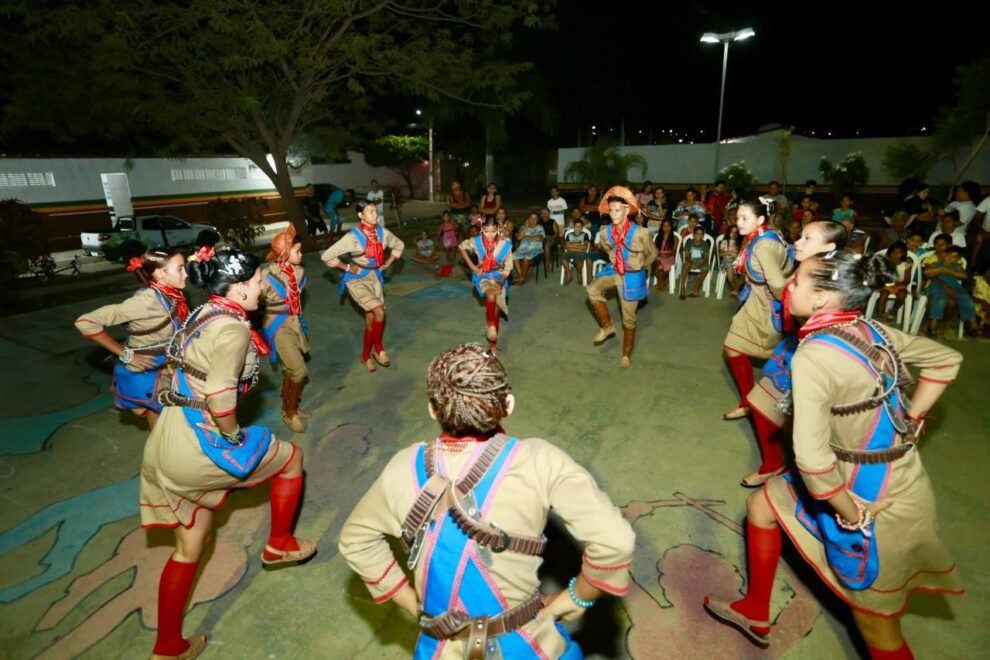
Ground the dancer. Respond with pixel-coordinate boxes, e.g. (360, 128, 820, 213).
(339, 343, 634, 659)
(459, 216, 513, 352)
(705, 250, 963, 659)
(321, 200, 404, 372)
(143, 247, 316, 660)
(75, 248, 189, 428)
(740, 221, 847, 487)
(586, 186, 657, 368)
(261, 225, 310, 433)
(722, 198, 795, 420)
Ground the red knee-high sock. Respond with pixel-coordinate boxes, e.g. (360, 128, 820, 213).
(361, 326, 374, 361)
(485, 299, 498, 327)
(153, 557, 199, 656)
(727, 354, 755, 406)
(867, 643, 914, 660)
(265, 475, 303, 557)
(371, 320, 385, 353)
(731, 520, 781, 634)
(752, 409, 785, 475)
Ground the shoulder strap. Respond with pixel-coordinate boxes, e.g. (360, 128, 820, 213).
(128, 291, 176, 336)
(473, 234, 484, 256)
(350, 226, 366, 247)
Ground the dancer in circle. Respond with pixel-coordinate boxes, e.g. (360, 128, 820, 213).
(459, 216, 513, 352)
(75, 248, 189, 428)
(321, 200, 404, 372)
(739, 220, 847, 487)
(339, 343, 634, 659)
(705, 250, 963, 659)
(142, 247, 316, 660)
(261, 225, 310, 433)
(586, 186, 657, 368)
(722, 198, 795, 420)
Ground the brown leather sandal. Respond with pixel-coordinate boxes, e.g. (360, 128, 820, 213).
(261, 538, 318, 566)
(149, 634, 208, 660)
(703, 595, 770, 648)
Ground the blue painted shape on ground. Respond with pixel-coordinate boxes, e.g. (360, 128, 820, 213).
(1, 371, 114, 456)
(387, 274, 440, 283)
(407, 282, 474, 299)
(0, 476, 139, 603)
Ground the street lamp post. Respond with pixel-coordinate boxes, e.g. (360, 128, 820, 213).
(416, 109, 435, 202)
(700, 27, 754, 181)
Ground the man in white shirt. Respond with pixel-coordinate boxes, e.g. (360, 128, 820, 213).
(366, 179, 385, 217)
(945, 181, 978, 230)
(928, 212, 967, 248)
(974, 195, 990, 233)
(547, 186, 568, 227)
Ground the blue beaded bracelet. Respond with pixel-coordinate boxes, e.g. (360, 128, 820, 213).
(567, 577, 596, 608)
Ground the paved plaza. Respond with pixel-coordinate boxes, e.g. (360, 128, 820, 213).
(1, 252, 987, 659)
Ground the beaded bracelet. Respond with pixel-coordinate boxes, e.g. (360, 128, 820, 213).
(119, 347, 134, 364)
(219, 425, 245, 446)
(567, 577, 596, 609)
(835, 499, 874, 538)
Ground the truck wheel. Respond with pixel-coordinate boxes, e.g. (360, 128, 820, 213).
(197, 230, 221, 247)
(119, 241, 145, 264)
(102, 246, 121, 262)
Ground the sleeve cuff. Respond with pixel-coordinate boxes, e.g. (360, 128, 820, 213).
(798, 463, 845, 499)
(363, 559, 409, 603)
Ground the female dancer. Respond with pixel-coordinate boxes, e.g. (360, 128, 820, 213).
(739, 220, 847, 487)
(143, 247, 316, 659)
(722, 198, 795, 420)
(339, 343, 634, 659)
(260, 225, 310, 433)
(705, 250, 963, 659)
(459, 216, 513, 352)
(75, 248, 189, 428)
(321, 200, 404, 372)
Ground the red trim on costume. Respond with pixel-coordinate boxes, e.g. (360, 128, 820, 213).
(580, 570, 630, 596)
(373, 576, 410, 604)
(582, 553, 633, 571)
(808, 483, 844, 500)
(918, 376, 954, 385)
(867, 565, 962, 593)
(797, 463, 837, 477)
(204, 386, 237, 397)
(363, 558, 398, 586)
(723, 331, 771, 352)
(210, 406, 237, 418)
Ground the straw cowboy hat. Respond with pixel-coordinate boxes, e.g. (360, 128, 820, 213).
(597, 186, 640, 215)
(266, 225, 297, 262)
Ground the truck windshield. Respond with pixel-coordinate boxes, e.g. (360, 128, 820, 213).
(115, 217, 135, 231)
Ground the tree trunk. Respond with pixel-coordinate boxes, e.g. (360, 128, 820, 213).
(951, 118, 990, 186)
(271, 161, 307, 239)
(397, 166, 416, 199)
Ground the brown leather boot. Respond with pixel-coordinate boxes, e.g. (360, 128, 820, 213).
(620, 328, 635, 368)
(591, 301, 615, 344)
(281, 378, 305, 433)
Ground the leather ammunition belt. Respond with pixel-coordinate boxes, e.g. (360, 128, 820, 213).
(420, 593, 542, 654)
(128, 315, 174, 337)
(830, 442, 915, 464)
(158, 390, 208, 411)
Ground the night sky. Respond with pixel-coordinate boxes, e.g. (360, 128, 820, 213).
(532, 0, 987, 145)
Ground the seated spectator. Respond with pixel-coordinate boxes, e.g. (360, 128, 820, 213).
(840, 215, 869, 254)
(766, 180, 790, 215)
(678, 226, 710, 300)
(902, 182, 934, 234)
(790, 179, 820, 212)
(973, 194, 990, 276)
(468, 204, 484, 228)
(719, 225, 743, 298)
(785, 219, 802, 245)
(411, 230, 440, 264)
(875, 241, 911, 321)
(653, 219, 678, 293)
(673, 188, 707, 231)
(906, 229, 930, 258)
(643, 188, 668, 236)
(882, 211, 911, 248)
(924, 243, 979, 336)
(945, 181, 979, 231)
(561, 218, 592, 284)
(793, 195, 819, 225)
(929, 210, 967, 248)
(547, 186, 568, 227)
(679, 213, 701, 239)
(831, 194, 859, 224)
(513, 212, 545, 285)
(539, 207, 561, 264)
(495, 207, 515, 246)
(973, 267, 990, 336)
(727, 187, 744, 212)
(707, 180, 732, 235)
(636, 181, 655, 210)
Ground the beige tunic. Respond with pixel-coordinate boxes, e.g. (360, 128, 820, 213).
(260, 263, 310, 382)
(459, 237, 513, 314)
(321, 227, 405, 311)
(339, 437, 635, 658)
(140, 313, 294, 528)
(75, 287, 182, 367)
(723, 238, 794, 358)
(586, 223, 658, 329)
(765, 322, 964, 615)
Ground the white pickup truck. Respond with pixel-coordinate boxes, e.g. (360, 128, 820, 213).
(80, 215, 219, 262)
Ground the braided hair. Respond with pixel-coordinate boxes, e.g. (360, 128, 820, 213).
(427, 343, 512, 434)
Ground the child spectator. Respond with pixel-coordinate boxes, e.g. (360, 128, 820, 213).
(678, 226, 710, 299)
(469, 204, 484, 228)
(719, 225, 743, 298)
(924, 242, 979, 337)
(411, 231, 439, 264)
(875, 241, 911, 321)
(840, 215, 869, 254)
(679, 213, 701, 239)
(653, 218, 678, 292)
(831, 194, 858, 225)
(561, 218, 592, 284)
(973, 267, 990, 336)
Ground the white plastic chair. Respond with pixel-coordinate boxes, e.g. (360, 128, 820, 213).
(714, 234, 729, 299)
(909, 255, 966, 338)
(675, 233, 715, 297)
(560, 256, 590, 286)
(865, 250, 918, 332)
(651, 233, 681, 294)
(592, 259, 607, 277)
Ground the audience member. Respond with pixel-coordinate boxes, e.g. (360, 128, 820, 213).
(411, 230, 439, 264)
(513, 212, 546, 285)
(678, 226, 710, 299)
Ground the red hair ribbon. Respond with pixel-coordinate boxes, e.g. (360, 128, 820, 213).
(126, 256, 144, 272)
(195, 245, 215, 262)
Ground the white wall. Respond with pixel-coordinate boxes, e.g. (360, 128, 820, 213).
(309, 151, 428, 196)
(557, 135, 990, 187)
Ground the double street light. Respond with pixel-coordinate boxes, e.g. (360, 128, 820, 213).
(700, 27, 755, 179)
(415, 109, 435, 202)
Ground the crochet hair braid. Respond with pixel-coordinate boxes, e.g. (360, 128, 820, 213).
(427, 343, 511, 434)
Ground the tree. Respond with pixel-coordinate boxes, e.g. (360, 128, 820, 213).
(933, 56, 990, 185)
(2, 1, 553, 238)
(205, 198, 266, 249)
(882, 143, 936, 182)
(0, 200, 51, 295)
(364, 135, 427, 199)
(819, 152, 870, 199)
(562, 138, 648, 188)
(717, 162, 759, 194)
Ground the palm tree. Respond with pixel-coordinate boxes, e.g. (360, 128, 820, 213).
(563, 138, 648, 188)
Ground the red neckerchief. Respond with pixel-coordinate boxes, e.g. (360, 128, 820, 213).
(277, 262, 302, 316)
(150, 281, 189, 324)
(480, 235, 500, 273)
(780, 276, 796, 332)
(798, 310, 861, 340)
(610, 221, 631, 275)
(733, 223, 768, 274)
(208, 295, 271, 356)
(359, 223, 385, 266)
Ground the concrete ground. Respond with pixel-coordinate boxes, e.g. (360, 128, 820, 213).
(0, 251, 987, 659)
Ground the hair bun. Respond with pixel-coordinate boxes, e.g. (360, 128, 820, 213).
(186, 258, 215, 289)
(862, 253, 897, 291)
